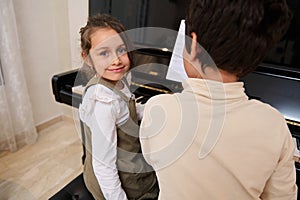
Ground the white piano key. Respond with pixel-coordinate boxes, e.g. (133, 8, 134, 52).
(292, 137, 300, 157)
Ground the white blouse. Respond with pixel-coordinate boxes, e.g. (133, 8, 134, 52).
(79, 81, 144, 200)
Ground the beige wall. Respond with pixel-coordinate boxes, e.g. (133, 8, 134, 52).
(13, 0, 88, 126)
(68, 0, 88, 69)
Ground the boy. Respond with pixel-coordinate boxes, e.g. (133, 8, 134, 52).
(140, 0, 297, 199)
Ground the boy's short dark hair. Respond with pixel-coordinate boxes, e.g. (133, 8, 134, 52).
(185, 0, 293, 77)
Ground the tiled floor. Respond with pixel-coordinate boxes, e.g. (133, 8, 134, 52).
(0, 119, 83, 200)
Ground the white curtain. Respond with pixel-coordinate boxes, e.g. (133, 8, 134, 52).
(0, 0, 37, 152)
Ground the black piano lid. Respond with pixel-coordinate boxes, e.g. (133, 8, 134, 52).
(241, 64, 300, 125)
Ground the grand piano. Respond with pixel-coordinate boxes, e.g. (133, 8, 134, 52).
(50, 0, 300, 199)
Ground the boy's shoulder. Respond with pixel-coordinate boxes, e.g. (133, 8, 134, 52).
(246, 99, 287, 123)
(146, 93, 178, 105)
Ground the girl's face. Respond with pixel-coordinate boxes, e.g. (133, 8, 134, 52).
(89, 28, 130, 82)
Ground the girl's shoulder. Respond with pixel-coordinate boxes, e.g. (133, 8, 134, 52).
(85, 84, 120, 103)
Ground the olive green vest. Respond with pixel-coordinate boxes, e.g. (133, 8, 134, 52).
(82, 77, 159, 200)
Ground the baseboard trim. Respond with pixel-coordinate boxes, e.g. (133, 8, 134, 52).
(36, 115, 74, 133)
(62, 115, 75, 124)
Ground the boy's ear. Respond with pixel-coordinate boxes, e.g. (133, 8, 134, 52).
(184, 32, 198, 62)
(189, 32, 198, 61)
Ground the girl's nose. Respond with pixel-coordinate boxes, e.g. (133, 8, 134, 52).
(112, 57, 121, 65)
(111, 55, 121, 65)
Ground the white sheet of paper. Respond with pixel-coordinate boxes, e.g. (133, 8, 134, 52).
(166, 20, 188, 82)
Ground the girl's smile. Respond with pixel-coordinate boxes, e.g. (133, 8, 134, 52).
(106, 66, 126, 73)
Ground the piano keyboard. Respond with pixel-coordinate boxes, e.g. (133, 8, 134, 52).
(293, 137, 300, 163)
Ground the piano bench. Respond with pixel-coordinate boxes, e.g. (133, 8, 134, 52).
(49, 173, 94, 200)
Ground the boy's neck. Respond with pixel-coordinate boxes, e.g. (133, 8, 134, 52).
(217, 69, 238, 83)
(192, 68, 238, 83)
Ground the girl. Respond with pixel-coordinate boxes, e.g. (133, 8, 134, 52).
(78, 14, 159, 200)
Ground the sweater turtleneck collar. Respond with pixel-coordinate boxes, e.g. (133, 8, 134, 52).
(182, 78, 248, 102)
